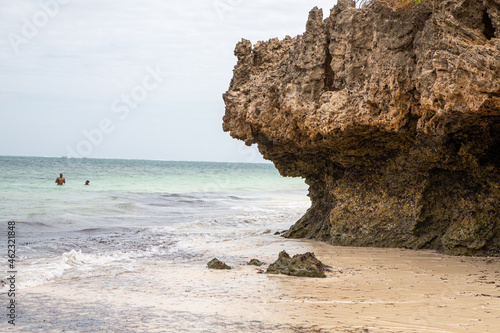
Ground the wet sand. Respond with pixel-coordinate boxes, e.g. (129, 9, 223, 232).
(8, 234, 500, 332)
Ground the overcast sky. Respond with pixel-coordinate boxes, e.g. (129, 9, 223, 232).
(0, 0, 338, 162)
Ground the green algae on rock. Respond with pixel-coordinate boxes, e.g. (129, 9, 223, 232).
(266, 251, 329, 278)
(223, 0, 500, 256)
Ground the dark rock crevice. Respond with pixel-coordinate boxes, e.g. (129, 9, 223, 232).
(483, 9, 496, 40)
(324, 31, 335, 92)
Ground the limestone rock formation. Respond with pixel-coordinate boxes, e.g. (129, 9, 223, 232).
(223, 0, 500, 256)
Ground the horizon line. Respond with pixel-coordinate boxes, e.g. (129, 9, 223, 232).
(0, 154, 273, 165)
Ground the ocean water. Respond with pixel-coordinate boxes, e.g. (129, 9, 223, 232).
(0, 156, 309, 292)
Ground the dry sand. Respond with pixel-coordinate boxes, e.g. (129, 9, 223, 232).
(8, 234, 500, 332)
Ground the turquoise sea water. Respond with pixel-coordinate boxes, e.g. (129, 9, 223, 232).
(0, 156, 309, 290)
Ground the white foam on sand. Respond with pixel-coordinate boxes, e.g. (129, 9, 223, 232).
(1, 247, 170, 292)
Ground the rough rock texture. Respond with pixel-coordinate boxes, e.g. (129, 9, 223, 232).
(247, 259, 265, 266)
(223, 0, 500, 256)
(266, 251, 329, 278)
(207, 258, 231, 270)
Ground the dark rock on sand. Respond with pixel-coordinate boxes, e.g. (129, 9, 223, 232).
(223, 0, 500, 256)
(207, 258, 231, 270)
(266, 251, 329, 278)
(247, 259, 265, 266)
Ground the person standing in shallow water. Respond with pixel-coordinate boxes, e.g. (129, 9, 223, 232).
(55, 173, 65, 185)
(84, 180, 90, 185)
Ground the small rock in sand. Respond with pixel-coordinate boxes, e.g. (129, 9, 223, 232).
(266, 251, 330, 278)
(247, 259, 264, 266)
(207, 258, 231, 270)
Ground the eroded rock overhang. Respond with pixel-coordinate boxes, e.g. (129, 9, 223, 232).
(223, 0, 500, 255)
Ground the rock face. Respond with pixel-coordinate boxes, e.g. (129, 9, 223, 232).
(223, 0, 500, 256)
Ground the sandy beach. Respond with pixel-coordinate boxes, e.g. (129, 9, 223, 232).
(9, 233, 500, 333)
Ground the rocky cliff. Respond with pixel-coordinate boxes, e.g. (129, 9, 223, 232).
(223, 0, 500, 256)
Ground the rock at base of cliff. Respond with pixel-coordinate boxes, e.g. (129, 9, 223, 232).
(207, 258, 231, 270)
(266, 251, 329, 278)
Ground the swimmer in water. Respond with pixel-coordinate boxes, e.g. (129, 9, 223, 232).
(55, 173, 65, 185)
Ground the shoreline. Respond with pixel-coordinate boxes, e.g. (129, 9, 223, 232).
(8, 234, 500, 332)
